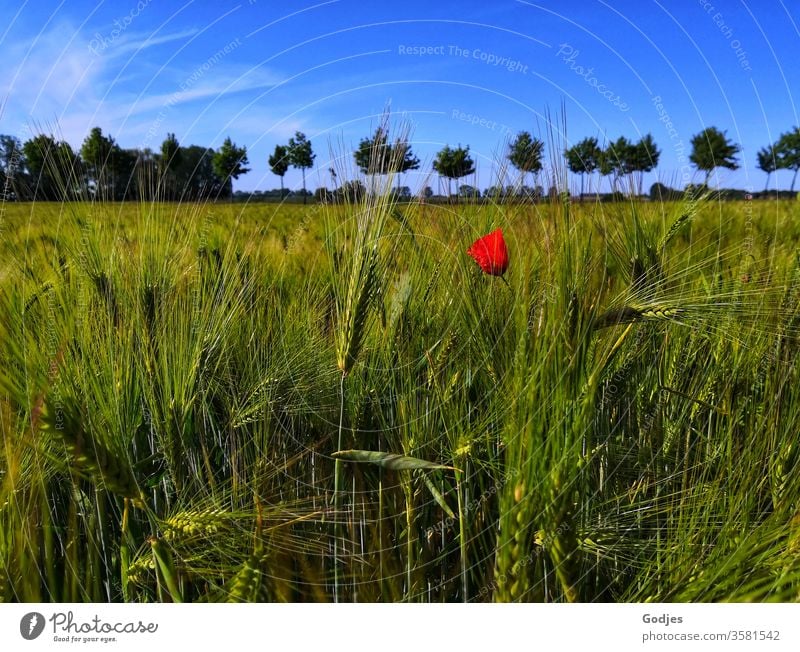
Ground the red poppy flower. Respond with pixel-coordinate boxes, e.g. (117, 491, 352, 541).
(467, 228, 509, 276)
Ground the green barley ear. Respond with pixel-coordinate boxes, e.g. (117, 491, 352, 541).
(326, 115, 411, 601)
(225, 552, 269, 603)
(161, 508, 231, 542)
(594, 303, 683, 329)
(544, 470, 581, 603)
(125, 554, 155, 589)
(37, 395, 145, 507)
(658, 212, 692, 251)
(426, 329, 458, 390)
(328, 115, 411, 375)
(336, 244, 380, 374)
(635, 304, 683, 321)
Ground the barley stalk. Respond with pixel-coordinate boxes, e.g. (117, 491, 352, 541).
(149, 536, 183, 602)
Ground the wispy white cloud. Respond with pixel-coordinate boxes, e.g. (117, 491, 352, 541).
(87, 27, 199, 58)
(0, 21, 201, 140)
(1, 21, 287, 145)
(0, 19, 308, 165)
(1, 22, 99, 117)
(120, 66, 284, 116)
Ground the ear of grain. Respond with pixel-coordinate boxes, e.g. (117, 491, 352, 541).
(594, 303, 683, 329)
(336, 246, 379, 374)
(544, 471, 581, 603)
(126, 554, 155, 588)
(161, 508, 231, 542)
(223, 553, 261, 602)
(658, 213, 692, 251)
(38, 396, 145, 507)
(332, 449, 455, 471)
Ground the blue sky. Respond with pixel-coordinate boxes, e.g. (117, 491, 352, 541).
(2, 0, 799, 193)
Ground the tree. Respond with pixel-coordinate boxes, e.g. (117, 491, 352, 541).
(393, 185, 412, 201)
(548, 185, 569, 200)
(81, 127, 136, 200)
(0, 135, 27, 199)
(597, 148, 615, 194)
(24, 134, 80, 200)
(173, 145, 225, 199)
(288, 131, 315, 204)
(115, 149, 138, 200)
(775, 128, 800, 192)
(57, 141, 82, 199)
(212, 137, 250, 198)
(508, 131, 544, 187)
(314, 186, 332, 203)
(159, 133, 182, 199)
(689, 127, 740, 185)
(354, 127, 390, 176)
(336, 180, 366, 203)
(81, 127, 116, 198)
(0, 135, 23, 176)
(353, 127, 420, 189)
(604, 136, 636, 192)
(458, 184, 480, 200)
(484, 185, 503, 201)
(757, 144, 779, 192)
(22, 135, 57, 199)
(433, 145, 475, 200)
(650, 182, 681, 202)
(269, 144, 290, 196)
(392, 138, 421, 181)
(631, 134, 660, 195)
(564, 136, 602, 197)
(130, 148, 157, 200)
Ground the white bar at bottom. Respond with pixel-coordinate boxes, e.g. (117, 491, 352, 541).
(1, 603, 798, 652)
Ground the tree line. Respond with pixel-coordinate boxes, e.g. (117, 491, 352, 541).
(0, 128, 250, 201)
(3, 123, 800, 202)
(274, 124, 796, 200)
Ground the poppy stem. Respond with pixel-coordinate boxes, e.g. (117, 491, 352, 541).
(500, 274, 512, 292)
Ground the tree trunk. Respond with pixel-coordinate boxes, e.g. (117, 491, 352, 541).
(280, 175, 284, 196)
(704, 169, 712, 186)
(764, 173, 769, 193)
(792, 168, 799, 193)
(302, 168, 307, 204)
